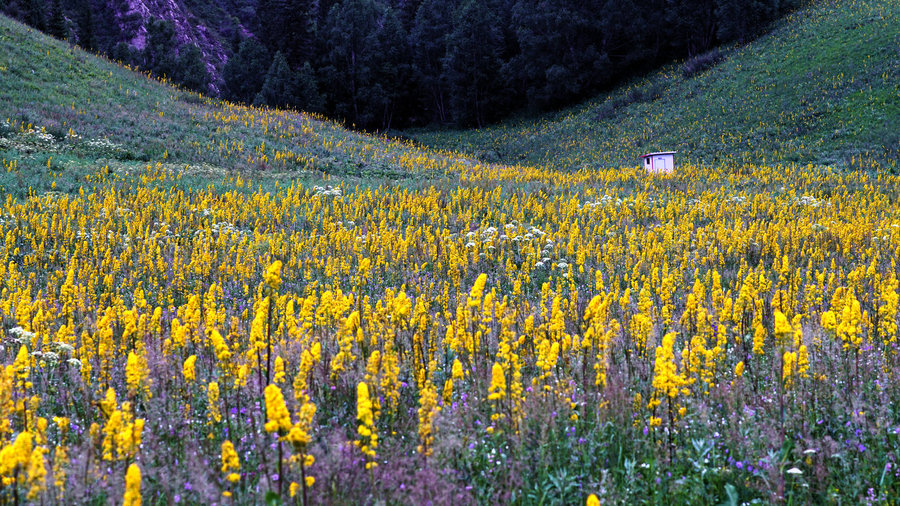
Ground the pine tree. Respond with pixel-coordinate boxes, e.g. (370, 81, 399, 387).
(175, 44, 211, 93)
(223, 38, 271, 104)
(143, 18, 177, 78)
(254, 51, 297, 108)
(22, 0, 47, 31)
(321, 0, 380, 126)
(48, 0, 67, 40)
(76, 0, 95, 50)
(372, 6, 412, 130)
(716, 0, 779, 43)
(667, 0, 718, 55)
(443, 0, 504, 127)
(295, 62, 325, 113)
(411, 0, 458, 124)
(256, 0, 317, 68)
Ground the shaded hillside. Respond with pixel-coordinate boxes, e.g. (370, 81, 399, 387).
(410, 0, 900, 171)
(0, 15, 462, 196)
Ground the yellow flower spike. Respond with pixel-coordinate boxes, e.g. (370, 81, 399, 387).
(273, 356, 286, 384)
(265, 260, 283, 291)
(487, 362, 506, 401)
(417, 380, 440, 458)
(123, 463, 141, 506)
(221, 440, 241, 483)
(783, 351, 798, 388)
(355, 382, 378, 468)
(207, 382, 221, 423)
(182, 355, 197, 384)
(264, 384, 292, 434)
(26, 446, 47, 500)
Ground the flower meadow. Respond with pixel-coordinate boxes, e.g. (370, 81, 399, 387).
(0, 150, 899, 505)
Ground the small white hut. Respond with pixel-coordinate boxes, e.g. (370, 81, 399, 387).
(640, 151, 676, 174)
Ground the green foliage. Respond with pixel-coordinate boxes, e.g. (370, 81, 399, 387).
(75, 0, 95, 50)
(443, 0, 504, 127)
(47, 0, 65, 39)
(143, 17, 177, 78)
(294, 61, 324, 114)
(175, 44, 211, 93)
(223, 38, 270, 103)
(254, 51, 296, 108)
(320, 0, 380, 127)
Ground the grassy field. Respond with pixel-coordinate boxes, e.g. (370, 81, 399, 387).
(410, 0, 900, 172)
(0, 16, 466, 196)
(1, 1, 900, 504)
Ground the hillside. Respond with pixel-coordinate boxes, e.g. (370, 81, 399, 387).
(0, 15, 459, 196)
(410, 0, 900, 171)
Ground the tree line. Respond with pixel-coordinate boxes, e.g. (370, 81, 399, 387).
(2, 0, 798, 129)
(226, 0, 797, 129)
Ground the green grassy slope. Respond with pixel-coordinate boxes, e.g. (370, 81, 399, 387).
(0, 17, 453, 196)
(410, 0, 900, 171)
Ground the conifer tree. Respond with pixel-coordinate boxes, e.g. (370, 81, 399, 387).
(295, 61, 325, 114)
(255, 51, 297, 108)
(223, 38, 271, 103)
(175, 44, 211, 93)
(411, 0, 457, 123)
(23, 0, 47, 31)
(320, 0, 380, 126)
(143, 18, 177, 78)
(48, 0, 67, 40)
(444, 0, 504, 127)
(76, 0, 95, 50)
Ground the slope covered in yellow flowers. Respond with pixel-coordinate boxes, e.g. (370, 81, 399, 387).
(2, 3, 900, 505)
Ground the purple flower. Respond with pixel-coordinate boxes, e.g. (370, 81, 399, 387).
(184, 482, 192, 491)
(735, 461, 743, 470)
(858, 444, 866, 453)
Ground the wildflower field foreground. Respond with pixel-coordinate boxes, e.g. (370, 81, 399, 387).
(0, 154, 899, 505)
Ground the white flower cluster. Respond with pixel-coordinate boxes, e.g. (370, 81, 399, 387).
(9, 326, 36, 341)
(793, 195, 827, 208)
(85, 137, 122, 151)
(312, 185, 342, 198)
(211, 221, 242, 237)
(582, 195, 622, 209)
(872, 224, 899, 244)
